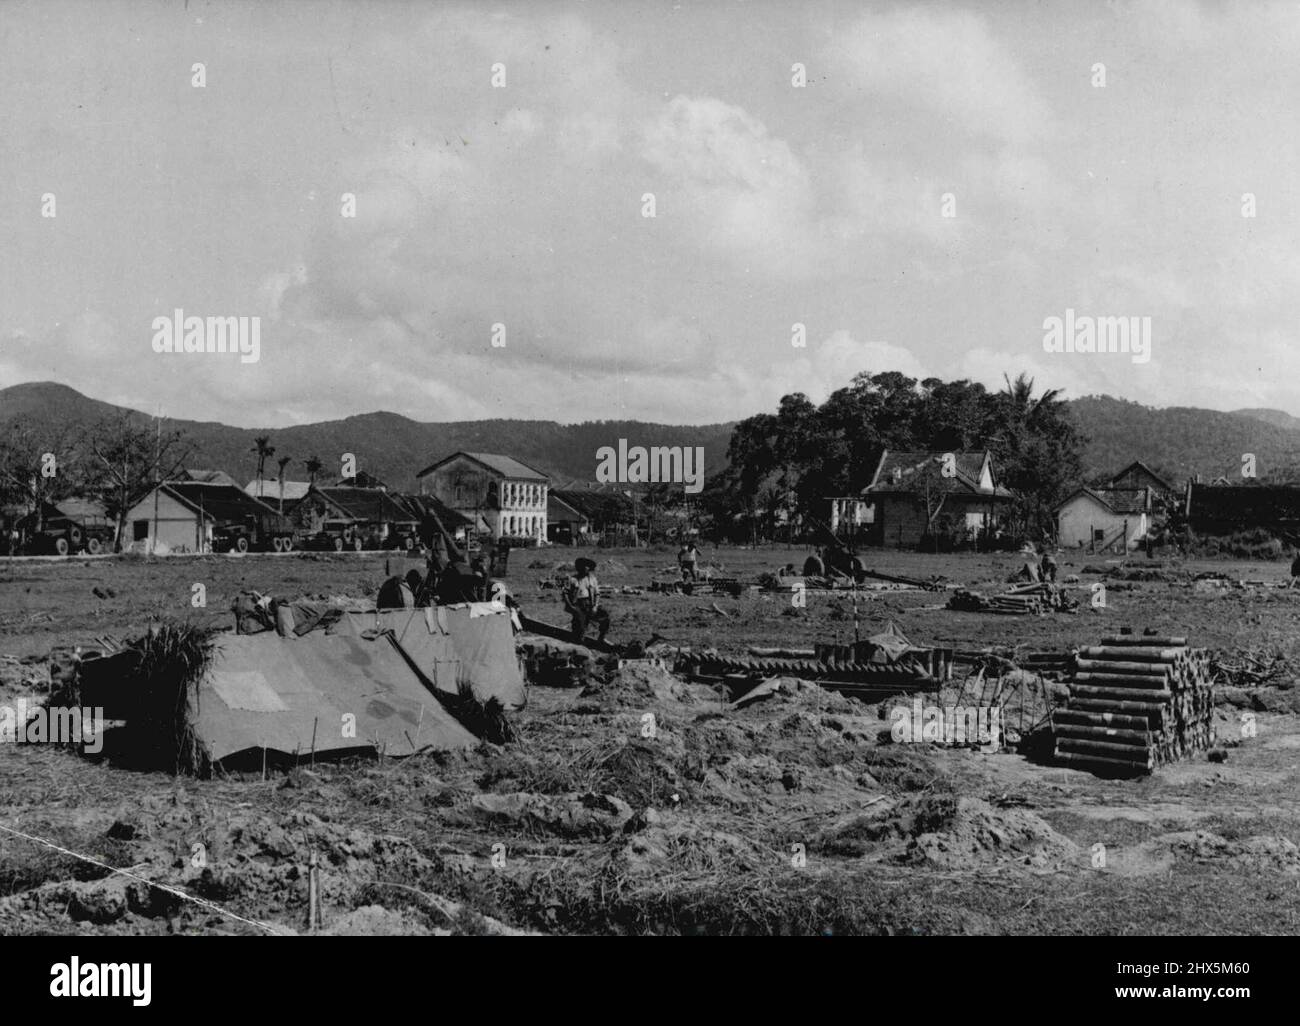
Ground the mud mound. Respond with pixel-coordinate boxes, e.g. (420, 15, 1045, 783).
(814, 795, 1079, 870)
(612, 808, 769, 876)
(320, 904, 437, 935)
(457, 791, 634, 839)
(732, 676, 857, 715)
(859, 746, 949, 792)
(480, 735, 687, 809)
(581, 664, 716, 710)
(1162, 830, 1300, 872)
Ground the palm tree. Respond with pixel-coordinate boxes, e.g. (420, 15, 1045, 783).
(305, 455, 323, 487)
(252, 435, 275, 498)
(276, 455, 291, 514)
(1000, 372, 1063, 428)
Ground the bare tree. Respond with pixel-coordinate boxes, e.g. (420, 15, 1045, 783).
(0, 422, 83, 546)
(84, 413, 191, 552)
(906, 456, 955, 539)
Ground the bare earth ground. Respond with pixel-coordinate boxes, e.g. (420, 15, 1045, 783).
(2, 546, 1300, 935)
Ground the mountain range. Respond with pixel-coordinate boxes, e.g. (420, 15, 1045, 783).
(3, 381, 1300, 490)
(0, 382, 734, 491)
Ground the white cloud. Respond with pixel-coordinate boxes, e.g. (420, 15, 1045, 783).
(829, 7, 1052, 143)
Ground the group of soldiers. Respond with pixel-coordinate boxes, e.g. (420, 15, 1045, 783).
(412, 511, 613, 645)
(405, 519, 512, 606)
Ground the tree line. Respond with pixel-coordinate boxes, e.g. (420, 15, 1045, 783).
(695, 371, 1085, 543)
(0, 415, 335, 552)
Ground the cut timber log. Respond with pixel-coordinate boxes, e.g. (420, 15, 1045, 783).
(1069, 697, 1171, 715)
(1055, 752, 1153, 773)
(1069, 684, 1171, 701)
(1052, 710, 1150, 730)
(1052, 724, 1150, 744)
(1079, 646, 1183, 661)
(1101, 636, 1187, 647)
(1058, 737, 1158, 759)
(1074, 659, 1173, 676)
(1074, 673, 1176, 688)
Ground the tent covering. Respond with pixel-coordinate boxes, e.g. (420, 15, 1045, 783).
(72, 602, 526, 771)
(327, 603, 527, 711)
(194, 630, 478, 762)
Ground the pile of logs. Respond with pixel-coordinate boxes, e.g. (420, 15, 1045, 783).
(1051, 634, 1215, 775)
(947, 588, 1042, 615)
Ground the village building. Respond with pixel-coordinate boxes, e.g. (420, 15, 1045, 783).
(1184, 482, 1300, 537)
(394, 493, 475, 543)
(1107, 459, 1174, 495)
(547, 491, 591, 544)
(177, 468, 242, 488)
(297, 485, 419, 546)
(416, 452, 549, 544)
(243, 478, 312, 514)
(1055, 486, 1152, 550)
(124, 481, 281, 553)
(853, 450, 1012, 548)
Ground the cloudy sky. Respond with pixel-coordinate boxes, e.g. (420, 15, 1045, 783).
(2, 0, 1299, 426)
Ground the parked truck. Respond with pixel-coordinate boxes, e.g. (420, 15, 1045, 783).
(211, 510, 297, 553)
(15, 508, 115, 555)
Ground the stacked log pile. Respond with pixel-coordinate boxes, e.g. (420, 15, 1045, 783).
(1051, 635, 1215, 775)
(948, 582, 1078, 615)
(947, 588, 1042, 615)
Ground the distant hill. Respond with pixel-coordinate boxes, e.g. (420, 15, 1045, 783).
(1231, 408, 1300, 432)
(0, 382, 735, 490)
(1067, 396, 1300, 484)
(6, 382, 1300, 492)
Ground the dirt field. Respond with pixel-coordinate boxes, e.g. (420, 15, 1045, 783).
(3, 545, 1300, 935)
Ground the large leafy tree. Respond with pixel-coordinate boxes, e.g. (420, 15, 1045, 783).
(720, 369, 1085, 544)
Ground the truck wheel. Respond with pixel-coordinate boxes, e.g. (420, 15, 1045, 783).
(69, 526, 84, 547)
(86, 537, 101, 555)
(353, 536, 364, 551)
(54, 536, 70, 556)
(235, 536, 249, 554)
(333, 537, 344, 552)
(281, 536, 294, 553)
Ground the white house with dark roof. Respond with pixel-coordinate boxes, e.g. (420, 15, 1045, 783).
(847, 450, 1013, 548)
(1055, 486, 1152, 550)
(415, 451, 550, 543)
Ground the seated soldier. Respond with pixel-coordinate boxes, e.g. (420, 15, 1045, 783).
(563, 556, 610, 644)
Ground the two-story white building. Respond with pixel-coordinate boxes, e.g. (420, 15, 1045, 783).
(415, 451, 549, 543)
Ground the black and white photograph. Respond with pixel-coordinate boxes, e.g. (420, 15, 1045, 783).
(0, 0, 1292, 990)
